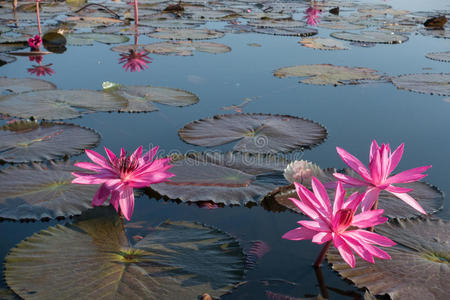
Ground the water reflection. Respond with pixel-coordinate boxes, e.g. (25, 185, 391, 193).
(118, 29, 152, 72)
(305, 2, 322, 26)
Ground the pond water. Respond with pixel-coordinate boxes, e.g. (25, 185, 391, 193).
(0, 0, 449, 299)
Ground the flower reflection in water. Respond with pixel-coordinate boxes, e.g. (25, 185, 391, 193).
(304, 3, 322, 26)
(119, 49, 152, 72)
(27, 62, 55, 77)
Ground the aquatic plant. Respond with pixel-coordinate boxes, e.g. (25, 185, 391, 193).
(119, 49, 152, 72)
(333, 140, 431, 213)
(28, 35, 42, 51)
(282, 178, 396, 268)
(27, 63, 54, 77)
(304, 6, 321, 26)
(283, 160, 325, 187)
(72, 146, 174, 220)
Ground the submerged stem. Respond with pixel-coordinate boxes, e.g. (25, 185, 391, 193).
(313, 240, 331, 267)
(313, 264, 329, 298)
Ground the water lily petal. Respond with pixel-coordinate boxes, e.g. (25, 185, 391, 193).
(312, 232, 332, 244)
(119, 187, 134, 221)
(343, 192, 364, 211)
(311, 177, 332, 217)
(104, 147, 117, 164)
(387, 191, 427, 214)
(74, 162, 108, 172)
(289, 198, 320, 220)
(110, 190, 120, 211)
(333, 235, 355, 268)
(298, 220, 329, 232)
(336, 147, 371, 181)
(333, 181, 345, 214)
(346, 230, 396, 247)
(282, 227, 316, 241)
(388, 143, 404, 174)
(142, 146, 159, 163)
(369, 140, 380, 162)
(385, 185, 414, 193)
(352, 209, 387, 228)
(333, 173, 368, 187)
(341, 234, 374, 264)
(131, 146, 143, 160)
(85, 149, 110, 168)
(360, 187, 380, 211)
(92, 183, 111, 206)
(386, 166, 431, 184)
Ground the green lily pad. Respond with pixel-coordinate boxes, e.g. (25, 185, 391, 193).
(142, 41, 231, 56)
(66, 33, 130, 46)
(0, 77, 56, 95)
(0, 89, 127, 120)
(5, 207, 246, 299)
(327, 218, 450, 300)
(252, 27, 318, 37)
(425, 51, 450, 62)
(151, 152, 288, 206)
(179, 113, 327, 154)
(299, 38, 349, 50)
(103, 84, 199, 112)
(391, 73, 450, 96)
(331, 31, 409, 44)
(148, 28, 225, 40)
(0, 161, 101, 220)
(139, 18, 205, 28)
(274, 64, 381, 85)
(0, 120, 100, 163)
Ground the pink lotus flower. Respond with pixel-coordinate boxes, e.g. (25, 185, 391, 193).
(282, 177, 396, 268)
(304, 7, 321, 26)
(119, 49, 152, 72)
(27, 64, 54, 77)
(333, 140, 431, 213)
(28, 35, 42, 50)
(72, 146, 174, 220)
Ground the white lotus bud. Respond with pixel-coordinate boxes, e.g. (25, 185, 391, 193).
(283, 160, 325, 187)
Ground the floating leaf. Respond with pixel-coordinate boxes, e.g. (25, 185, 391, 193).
(139, 18, 205, 28)
(0, 77, 56, 95)
(391, 73, 450, 96)
(103, 84, 199, 112)
(331, 31, 408, 44)
(151, 152, 288, 206)
(327, 218, 450, 300)
(274, 64, 381, 85)
(0, 89, 127, 120)
(379, 24, 418, 33)
(179, 113, 327, 154)
(299, 37, 349, 50)
(139, 41, 231, 56)
(262, 168, 443, 219)
(420, 29, 450, 39)
(0, 120, 100, 163)
(425, 51, 450, 62)
(0, 161, 101, 220)
(5, 207, 246, 299)
(252, 27, 317, 37)
(66, 33, 130, 46)
(247, 20, 307, 28)
(148, 28, 225, 40)
(317, 21, 367, 30)
(0, 54, 16, 66)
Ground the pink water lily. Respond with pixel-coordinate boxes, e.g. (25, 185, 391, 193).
(72, 146, 174, 220)
(282, 177, 395, 268)
(304, 6, 321, 26)
(333, 140, 431, 213)
(28, 35, 42, 50)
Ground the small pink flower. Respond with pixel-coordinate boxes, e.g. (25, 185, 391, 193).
(27, 64, 54, 77)
(28, 35, 42, 50)
(72, 146, 174, 220)
(304, 7, 321, 26)
(282, 177, 396, 268)
(332, 140, 431, 213)
(119, 49, 152, 72)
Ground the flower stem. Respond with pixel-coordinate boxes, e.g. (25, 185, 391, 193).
(369, 199, 379, 232)
(36, 1, 41, 36)
(134, 0, 139, 26)
(313, 264, 329, 298)
(313, 240, 331, 267)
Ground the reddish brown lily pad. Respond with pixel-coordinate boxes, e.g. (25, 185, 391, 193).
(178, 113, 327, 154)
(148, 28, 225, 40)
(391, 73, 450, 96)
(142, 41, 231, 56)
(0, 77, 56, 95)
(327, 218, 450, 300)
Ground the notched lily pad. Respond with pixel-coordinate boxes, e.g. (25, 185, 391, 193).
(391, 73, 450, 96)
(142, 41, 231, 56)
(5, 206, 246, 299)
(0, 89, 127, 120)
(274, 64, 381, 85)
(299, 38, 349, 50)
(0, 54, 17, 66)
(331, 31, 409, 44)
(66, 33, 130, 46)
(0, 161, 101, 220)
(327, 218, 450, 300)
(425, 51, 450, 62)
(103, 84, 199, 112)
(252, 27, 318, 37)
(151, 152, 288, 206)
(0, 77, 56, 95)
(0, 120, 100, 163)
(148, 28, 225, 40)
(179, 113, 327, 154)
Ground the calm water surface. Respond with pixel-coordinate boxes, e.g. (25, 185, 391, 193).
(1, 0, 449, 299)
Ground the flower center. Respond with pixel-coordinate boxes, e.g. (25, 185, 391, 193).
(335, 208, 354, 232)
(112, 154, 140, 181)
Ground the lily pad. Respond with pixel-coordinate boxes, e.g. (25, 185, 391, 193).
(299, 37, 349, 50)
(274, 64, 381, 85)
(139, 18, 205, 28)
(0, 77, 56, 95)
(0, 161, 101, 220)
(140, 41, 231, 56)
(420, 29, 450, 39)
(0, 89, 127, 120)
(247, 20, 307, 28)
(391, 73, 450, 96)
(66, 33, 130, 46)
(103, 84, 199, 112)
(317, 21, 367, 30)
(252, 27, 318, 37)
(425, 51, 450, 62)
(262, 168, 443, 219)
(0, 54, 16, 66)
(331, 31, 408, 44)
(151, 152, 288, 206)
(0, 120, 100, 163)
(148, 28, 225, 40)
(5, 207, 246, 299)
(327, 218, 450, 300)
(178, 113, 327, 154)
